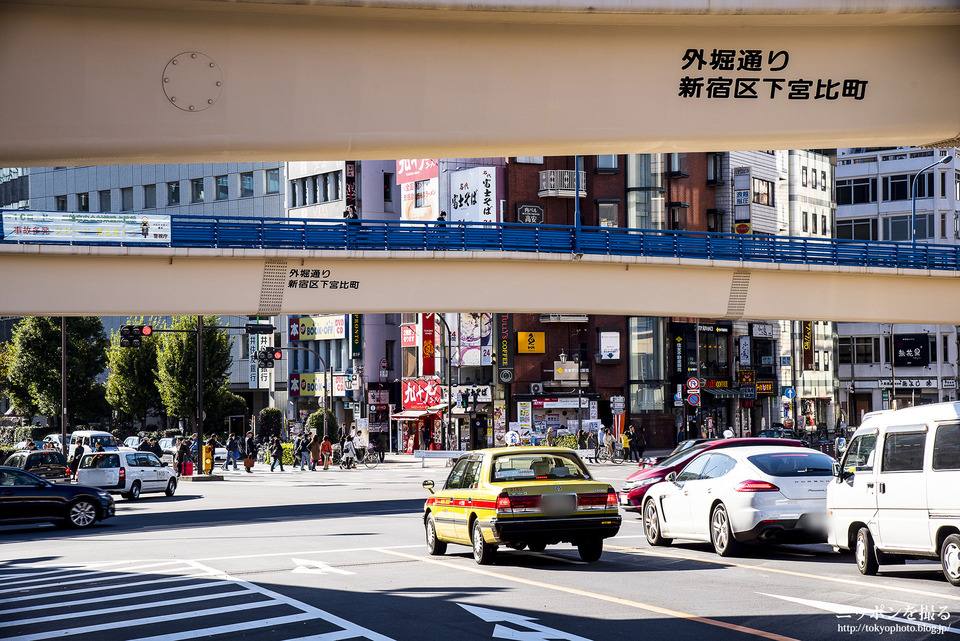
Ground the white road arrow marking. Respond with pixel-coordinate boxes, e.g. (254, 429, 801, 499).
(459, 603, 592, 641)
(759, 592, 959, 635)
(291, 557, 355, 576)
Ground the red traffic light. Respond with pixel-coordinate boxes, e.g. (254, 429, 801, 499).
(271, 349, 283, 360)
(141, 325, 153, 336)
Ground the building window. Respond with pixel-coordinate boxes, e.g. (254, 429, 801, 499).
(167, 181, 180, 205)
(929, 335, 939, 363)
(99, 189, 111, 212)
(836, 178, 877, 205)
(801, 167, 808, 187)
(854, 336, 881, 364)
(814, 350, 821, 371)
(706, 153, 723, 185)
(191, 178, 204, 203)
(597, 202, 618, 227)
(628, 317, 665, 412)
(384, 340, 395, 370)
(811, 170, 818, 190)
(216, 175, 229, 200)
(884, 214, 933, 241)
(668, 153, 688, 177)
(802, 211, 809, 232)
(383, 173, 394, 202)
(912, 172, 935, 198)
(838, 337, 851, 364)
(321, 171, 341, 202)
(881, 174, 909, 201)
(143, 184, 156, 209)
(415, 179, 428, 208)
(596, 155, 618, 171)
(55, 195, 67, 211)
(240, 172, 254, 198)
(266, 168, 280, 194)
(120, 187, 133, 211)
(514, 157, 544, 164)
(944, 334, 951, 363)
(836, 218, 877, 241)
(77, 192, 89, 212)
(752, 178, 774, 206)
(821, 214, 827, 236)
(821, 170, 827, 191)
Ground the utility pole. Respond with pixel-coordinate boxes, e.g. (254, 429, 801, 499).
(196, 315, 204, 469)
(61, 317, 68, 458)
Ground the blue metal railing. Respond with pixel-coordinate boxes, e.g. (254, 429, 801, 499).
(3, 211, 960, 273)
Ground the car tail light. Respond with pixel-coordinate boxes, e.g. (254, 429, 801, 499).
(119, 467, 126, 485)
(736, 479, 780, 492)
(496, 492, 540, 514)
(607, 489, 618, 508)
(577, 493, 607, 507)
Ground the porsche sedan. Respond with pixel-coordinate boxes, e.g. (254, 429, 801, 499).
(641, 446, 834, 556)
(422, 447, 621, 564)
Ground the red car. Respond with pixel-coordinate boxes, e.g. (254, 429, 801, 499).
(619, 437, 804, 512)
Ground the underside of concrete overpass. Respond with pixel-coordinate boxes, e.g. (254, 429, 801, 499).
(3, 248, 959, 324)
(1, 0, 958, 166)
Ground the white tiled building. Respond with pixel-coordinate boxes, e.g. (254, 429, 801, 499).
(835, 147, 960, 424)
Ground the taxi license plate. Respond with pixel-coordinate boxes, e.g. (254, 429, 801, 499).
(541, 493, 577, 515)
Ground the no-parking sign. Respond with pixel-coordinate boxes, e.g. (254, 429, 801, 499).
(687, 393, 700, 407)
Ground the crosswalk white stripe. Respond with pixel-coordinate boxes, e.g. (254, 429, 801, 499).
(0, 588, 256, 627)
(120, 612, 320, 641)
(0, 561, 186, 593)
(0, 572, 215, 605)
(6, 599, 280, 641)
(0, 580, 241, 618)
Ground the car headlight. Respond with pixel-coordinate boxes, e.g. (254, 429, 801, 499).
(621, 477, 661, 492)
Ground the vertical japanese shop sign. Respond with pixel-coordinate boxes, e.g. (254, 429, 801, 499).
(351, 314, 363, 360)
(450, 167, 502, 223)
(498, 314, 514, 384)
(802, 321, 814, 371)
(422, 313, 435, 376)
(518, 402, 532, 430)
(734, 166, 751, 234)
(344, 161, 358, 212)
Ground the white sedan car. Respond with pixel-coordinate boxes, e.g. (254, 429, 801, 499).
(641, 446, 835, 556)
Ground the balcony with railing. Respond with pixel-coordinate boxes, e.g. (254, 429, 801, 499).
(538, 170, 587, 198)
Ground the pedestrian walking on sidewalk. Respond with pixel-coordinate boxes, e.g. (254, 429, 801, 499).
(269, 436, 285, 472)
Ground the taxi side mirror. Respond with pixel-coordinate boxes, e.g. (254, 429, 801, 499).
(832, 461, 841, 478)
(422, 480, 435, 494)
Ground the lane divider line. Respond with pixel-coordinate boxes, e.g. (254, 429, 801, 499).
(375, 548, 798, 641)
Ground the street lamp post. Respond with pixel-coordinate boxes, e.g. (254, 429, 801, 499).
(912, 154, 953, 246)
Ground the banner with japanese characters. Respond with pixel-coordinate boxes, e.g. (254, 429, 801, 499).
(449, 167, 503, 223)
(3, 211, 171, 243)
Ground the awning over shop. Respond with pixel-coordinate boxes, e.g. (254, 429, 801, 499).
(427, 403, 449, 414)
(390, 410, 431, 420)
(703, 388, 746, 399)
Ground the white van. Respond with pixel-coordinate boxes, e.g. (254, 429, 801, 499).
(826, 402, 960, 586)
(68, 430, 120, 460)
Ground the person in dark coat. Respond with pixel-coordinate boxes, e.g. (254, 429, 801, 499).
(243, 431, 256, 473)
(175, 437, 192, 476)
(269, 436, 285, 472)
(70, 443, 85, 476)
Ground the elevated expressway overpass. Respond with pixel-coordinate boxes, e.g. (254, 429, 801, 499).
(2, 213, 959, 324)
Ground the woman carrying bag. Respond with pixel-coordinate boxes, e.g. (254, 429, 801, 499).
(243, 431, 256, 473)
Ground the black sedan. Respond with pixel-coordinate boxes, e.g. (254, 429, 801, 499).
(0, 466, 115, 529)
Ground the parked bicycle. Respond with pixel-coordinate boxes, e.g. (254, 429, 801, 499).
(596, 444, 624, 465)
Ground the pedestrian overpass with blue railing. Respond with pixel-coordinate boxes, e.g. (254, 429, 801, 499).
(2, 211, 959, 324)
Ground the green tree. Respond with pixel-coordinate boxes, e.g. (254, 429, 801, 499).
(0, 341, 37, 421)
(258, 407, 284, 439)
(304, 408, 337, 439)
(208, 389, 248, 437)
(105, 317, 163, 431)
(156, 316, 233, 432)
(6, 317, 108, 427)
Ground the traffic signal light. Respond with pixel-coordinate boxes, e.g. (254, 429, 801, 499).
(256, 348, 283, 368)
(119, 325, 152, 348)
(245, 324, 276, 335)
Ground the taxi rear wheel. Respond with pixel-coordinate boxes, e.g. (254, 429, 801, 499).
(577, 538, 603, 562)
(425, 514, 447, 556)
(472, 519, 496, 565)
(122, 481, 141, 501)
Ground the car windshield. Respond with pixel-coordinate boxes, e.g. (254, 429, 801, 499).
(491, 452, 589, 482)
(656, 442, 714, 469)
(90, 435, 119, 449)
(747, 451, 835, 476)
(80, 453, 120, 469)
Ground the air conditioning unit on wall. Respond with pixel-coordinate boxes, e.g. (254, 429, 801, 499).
(530, 382, 544, 395)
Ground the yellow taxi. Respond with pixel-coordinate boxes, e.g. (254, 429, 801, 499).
(422, 446, 621, 564)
